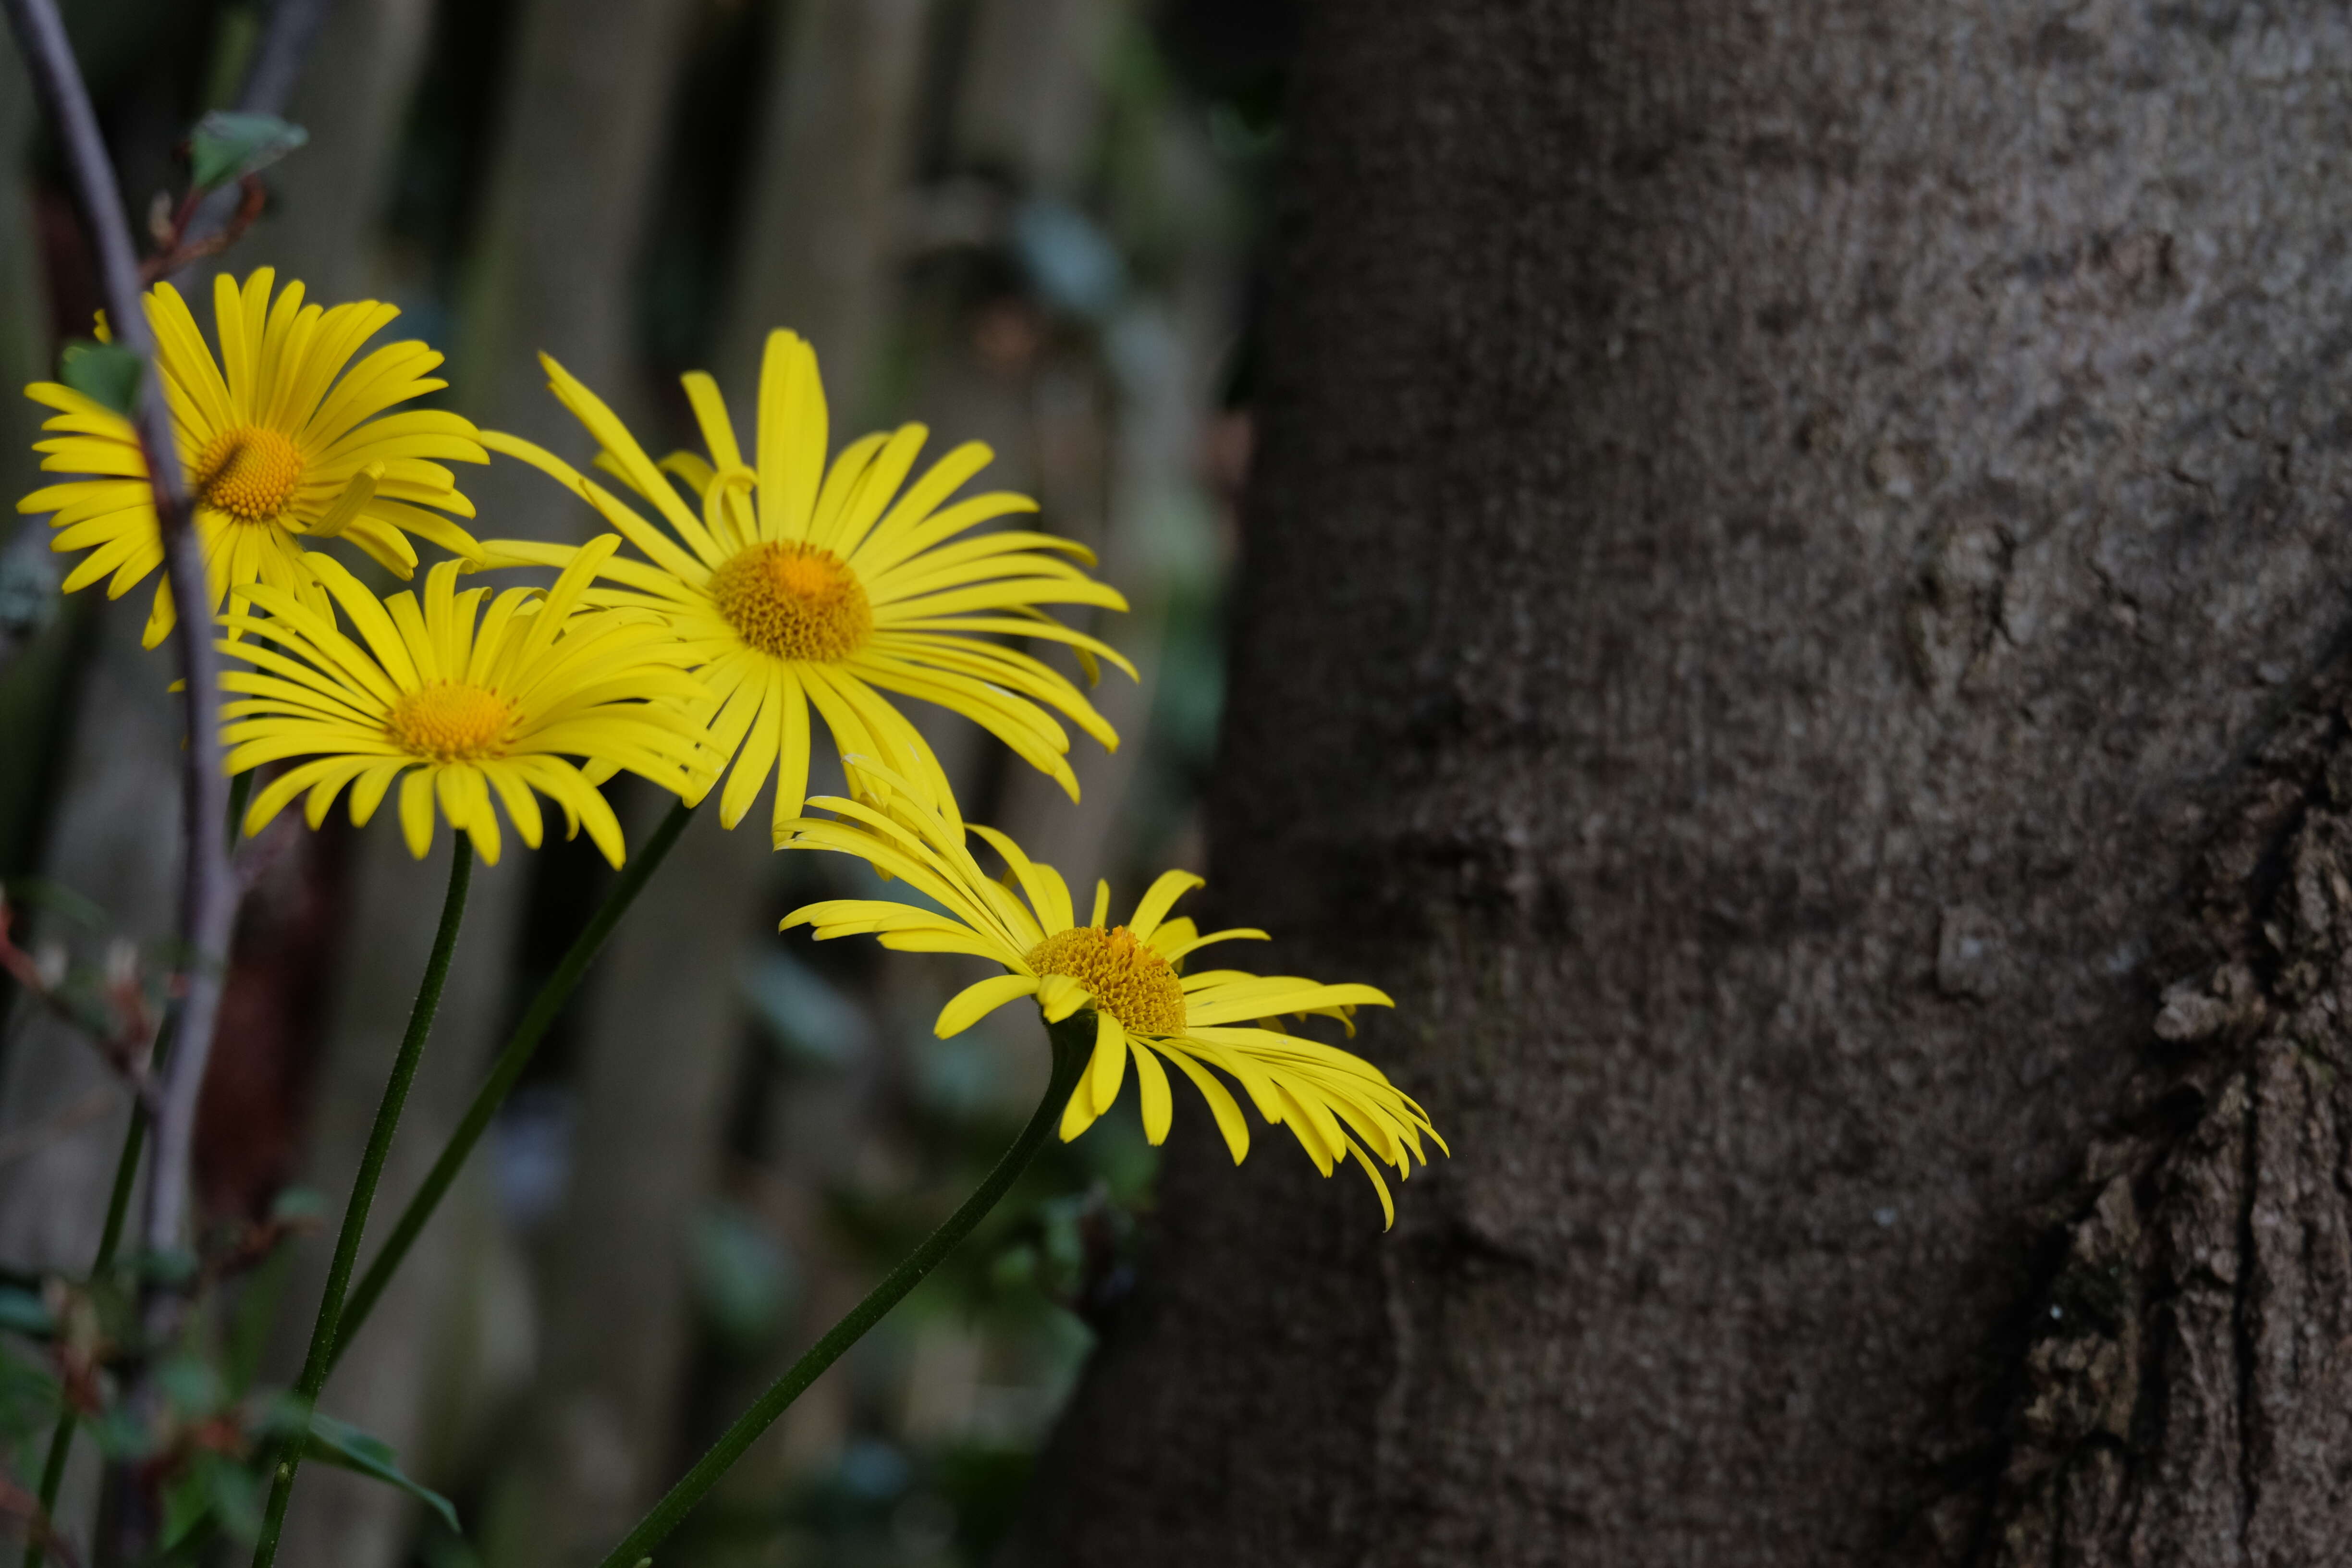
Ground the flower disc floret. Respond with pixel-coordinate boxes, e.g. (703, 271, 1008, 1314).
(708, 540, 871, 660)
(193, 427, 304, 521)
(216, 537, 712, 867)
(474, 329, 1135, 835)
(1027, 925, 1186, 1037)
(17, 267, 487, 648)
(390, 683, 518, 762)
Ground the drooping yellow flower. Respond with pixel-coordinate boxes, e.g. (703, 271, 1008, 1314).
(18, 269, 487, 647)
(216, 537, 709, 867)
(775, 776, 1445, 1226)
(477, 331, 1131, 834)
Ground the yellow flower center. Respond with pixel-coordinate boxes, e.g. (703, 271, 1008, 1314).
(708, 541, 872, 662)
(388, 681, 517, 763)
(1026, 925, 1188, 1037)
(190, 426, 304, 522)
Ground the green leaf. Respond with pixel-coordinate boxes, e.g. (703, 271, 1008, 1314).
(188, 111, 308, 191)
(0, 879, 108, 932)
(136, 1247, 200, 1287)
(302, 1411, 459, 1532)
(203, 1451, 264, 1543)
(740, 949, 870, 1068)
(155, 1353, 226, 1418)
(691, 1202, 796, 1353)
(252, 1390, 310, 1442)
(160, 1465, 212, 1551)
(269, 1186, 326, 1224)
(89, 1404, 155, 1461)
(154, 1450, 263, 1550)
(0, 1350, 62, 1445)
(0, 1287, 54, 1337)
(59, 341, 141, 416)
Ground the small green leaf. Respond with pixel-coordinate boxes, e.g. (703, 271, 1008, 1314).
(253, 1390, 310, 1441)
(0, 879, 108, 931)
(691, 1202, 796, 1354)
(203, 1451, 264, 1543)
(155, 1353, 226, 1418)
(188, 111, 308, 191)
(303, 1411, 459, 1532)
(269, 1186, 326, 1223)
(89, 1404, 156, 1461)
(136, 1247, 200, 1287)
(0, 1287, 54, 1337)
(160, 1465, 212, 1551)
(59, 341, 141, 416)
(0, 1350, 62, 1445)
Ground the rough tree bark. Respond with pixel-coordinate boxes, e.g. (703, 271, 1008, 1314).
(1027, 2, 2352, 1564)
(252, 0, 437, 298)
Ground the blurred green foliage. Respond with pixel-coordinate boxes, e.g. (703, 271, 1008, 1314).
(0, 0, 1295, 1563)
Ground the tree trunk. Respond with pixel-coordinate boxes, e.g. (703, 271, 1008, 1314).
(718, 0, 930, 424)
(246, 0, 438, 297)
(427, 5, 697, 1557)
(269, 829, 528, 1568)
(454, 0, 695, 546)
(1025, 3, 2352, 1564)
(478, 0, 966, 1551)
(479, 798, 764, 1568)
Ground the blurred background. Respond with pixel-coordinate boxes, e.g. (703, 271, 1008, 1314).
(0, 0, 1295, 1562)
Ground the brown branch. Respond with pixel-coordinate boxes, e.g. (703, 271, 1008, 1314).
(0, 892, 163, 1100)
(0, 1475, 83, 1568)
(0, 1084, 119, 1170)
(0, 0, 244, 1555)
(237, 0, 338, 118)
(160, 0, 343, 281)
(2, 0, 340, 1310)
(0, 0, 233, 1271)
(139, 175, 268, 283)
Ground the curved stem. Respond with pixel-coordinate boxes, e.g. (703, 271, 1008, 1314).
(592, 1011, 1092, 1568)
(6, 0, 234, 1439)
(20, 1010, 162, 1568)
(329, 797, 696, 1367)
(248, 839, 472, 1568)
(24, 762, 244, 1568)
(19, 1427, 70, 1568)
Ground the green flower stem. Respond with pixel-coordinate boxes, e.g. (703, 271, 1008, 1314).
(21, 1419, 73, 1568)
(23, 764, 243, 1568)
(328, 796, 696, 1370)
(21, 1008, 167, 1568)
(592, 1011, 1092, 1568)
(226, 770, 253, 853)
(249, 837, 472, 1568)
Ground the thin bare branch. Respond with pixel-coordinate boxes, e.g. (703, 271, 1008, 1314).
(0, 0, 243, 1555)
(0, 1474, 83, 1568)
(0, 0, 234, 1292)
(163, 0, 344, 278)
(0, 1083, 117, 1169)
(237, 0, 338, 117)
(140, 175, 267, 283)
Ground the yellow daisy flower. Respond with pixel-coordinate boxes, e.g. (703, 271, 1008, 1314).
(18, 268, 487, 648)
(477, 330, 1132, 834)
(775, 776, 1446, 1226)
(216, 537, 710, 868)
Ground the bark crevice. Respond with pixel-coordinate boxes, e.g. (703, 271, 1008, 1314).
(1020, 4, 2352, 1562)
(1984, 666, 2352, 1566)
